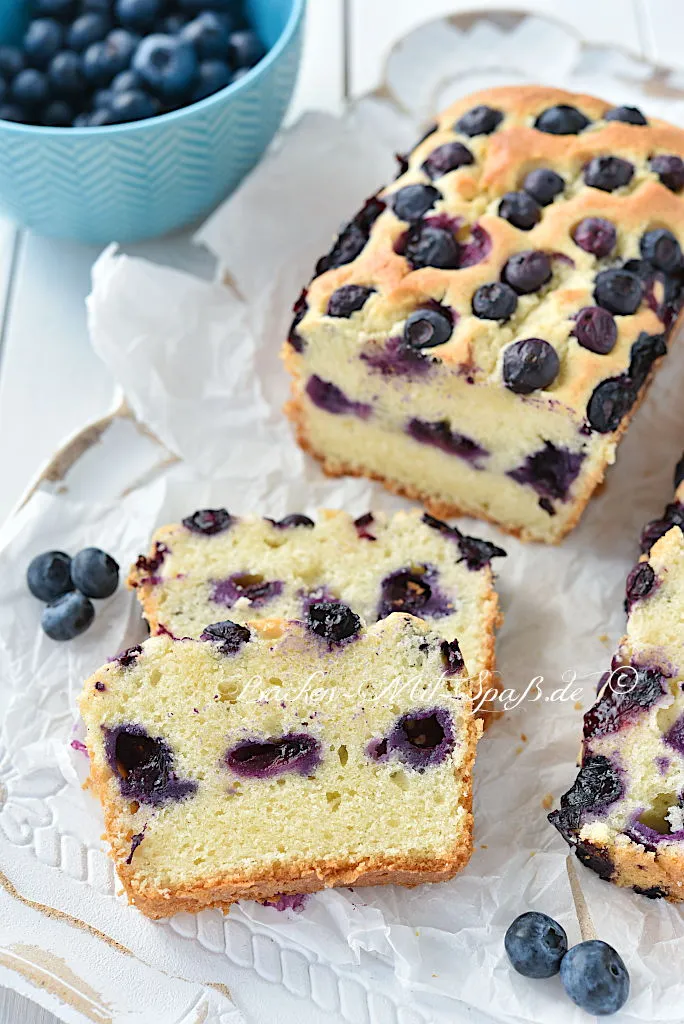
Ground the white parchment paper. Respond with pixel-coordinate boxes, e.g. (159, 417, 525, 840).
(6, 14, 684, 1024)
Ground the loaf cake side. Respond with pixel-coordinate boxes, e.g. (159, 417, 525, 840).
(80, 613, 479, 918)
(283, 84, 684, 543)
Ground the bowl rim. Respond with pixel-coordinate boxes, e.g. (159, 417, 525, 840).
(0, 0, 306, 136)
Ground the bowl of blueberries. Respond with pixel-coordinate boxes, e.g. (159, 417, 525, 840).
(0, 0, 305, 242)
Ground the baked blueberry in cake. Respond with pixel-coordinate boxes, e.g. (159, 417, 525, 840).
(79, 613, 479, 917)
(282, 85, 684, 543)
(550, 465, 684, 899)
(127, 507, 505, 723)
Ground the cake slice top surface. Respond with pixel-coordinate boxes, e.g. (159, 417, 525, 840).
(290, 85, 684, 425)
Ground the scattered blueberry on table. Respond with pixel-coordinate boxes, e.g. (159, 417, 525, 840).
(504, 911, 568, 978)
(27, 545, 120, 639)
(0, 0, 265, 127)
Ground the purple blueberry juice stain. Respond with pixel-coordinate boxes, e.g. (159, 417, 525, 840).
(377, 564, 454, 620)
(656, 756, 671, 775)
(305, 375, 371, 419)
(70, 739, 88, 755)
(459, 223, 492, 267)
(263, 893, 310, 912)
(126, 826, 147, 865)
(421, 512, 506, 570)
(387, 707, 455, 770)
(112, 645, 142, 668)
(103, 724, 197, 805)
(225, 734, 321, 779)
(300, 586, 338, 613)
(626, 808, 684, 851)
(407, 418, 488, 467)
(366, 737, 389, 761)
(665, 714, 684, 755)
(94, 681, 106, 692)
(133, 542, 168, 585)
(211, 573, 283, 609)
(361, 336, 434, 378)
(288, 289, 308, 352)
(354, 512, 376, 541)
(508, 442, 584, 503)
(583, 664, 668, 741)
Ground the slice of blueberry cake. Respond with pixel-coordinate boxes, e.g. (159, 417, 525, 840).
(550, 463, 684, 899)
(283, 85, 684, 543)
(80, 611, 478, 917)
(127, 507, 505, 723)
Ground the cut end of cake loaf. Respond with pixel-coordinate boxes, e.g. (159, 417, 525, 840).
(127, 506, 505, 726)
(550, 484, 684, 901)
(80, 612, 480, 918)
(282, 84, 684, 543)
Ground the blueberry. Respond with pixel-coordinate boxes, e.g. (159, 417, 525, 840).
(110, 67, 142, 92)
(549, 756, 624, 841)
(408, 419, 487, 464)
(226, 734, 321, 778)
(441, 638, 464, 675)
(200, 619, 251, 655)
(11, 68, 49, 108)
(534, 104, 590, 134)
(571, 307, 617, 354)
(105, 725, 196, 804)
(0, 103, 24, 122)
(24, 19, 64, 69)
(502, 250, 551, 294)
(560, 941, 630, 1016)
(379, 569, 432, 616)
(584, 155, 634, 192)
(587, 377, 635, 432)
(387, 707, 454, 769)
(675, 453, 684, 490)
(604, 104, 647, 125)
(316, 195, 385, 275)
(403, 306, 453, 348)
(455, 104, 502, 136)
(307, 601, 361, 643)
(594, 268, 642, 315)
(191, 57, 232, 99)
(0, 46, 25, 80)
(35, 0, 76, 18)
(498, 191, 541, 230)
(82, 0, 114, 10)
(640, 228, 682, 272)
(472, 281, 518, 320)
(178, 0, 237, 11)
(628, 330, 666, 388)
(572, 217, 616, 258)
(48, 51, 85, 97)
(274, 514, 315, 529)
(650, 154, 684, 193)
(523, 168, 564, 206)
(67, 12, 110, 52)
(625, 561, 655, 608)
(180, 12, 231, 60)
(42, 99, 74, 125)
(182, 508, 233, 534)
(115, 0, 163, 30)
(305, 375, 371, 419)
(326, 284, 374, 318)
(162, 14, 189, 34)
(0, 78, 6, 104)
(509, 442, 584, 502)
(503, 338, 559, 394)
(390, 184, 441, 222)
(42, 591, 95, 641)
(504, 912, 568, 978)
(71, 547, 119, 598)
(84, 30, 138, 85)
(133, 33, 198, 98)
(227, 28, 265, 69)
(108, 88, 158, 122)
(403, 224, 460, 270)
(27, 551, 74, 601)
(421, 141, 474, 180)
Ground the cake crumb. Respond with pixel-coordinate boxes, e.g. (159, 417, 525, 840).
(515, 745, 523, 755)
(574, 701, 583, 711)
(520, 733, 527, 742)
(542, 793, 554, 810)
(598, 633, 609, 643)
(480, 843, 488, 849)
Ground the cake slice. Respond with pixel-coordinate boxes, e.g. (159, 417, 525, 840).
(282, 84, 684, 542)
(550, 462, 684, 899)
(127, 506, 505, 723)
(80, 610, 479, 918)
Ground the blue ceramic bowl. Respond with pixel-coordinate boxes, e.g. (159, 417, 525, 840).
(0, 0, 305, 243)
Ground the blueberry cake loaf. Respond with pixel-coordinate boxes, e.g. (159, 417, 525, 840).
(80, 611, 478, 917)
(283, 85, 684, 543)
(127, 507, 505, 722)
(550, 462, 684, 899)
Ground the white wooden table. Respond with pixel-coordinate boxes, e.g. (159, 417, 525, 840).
(0, 0, 681, 1020)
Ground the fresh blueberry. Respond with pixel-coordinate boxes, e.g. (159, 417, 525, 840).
(42, 99, 74, 125)
(594, 268, 643, 315)
(48, 51, 85, 97)
(650, 154, 684, 193)
(200, 619, 251, 655)
(572, 217, 616, 258)
(403, 306, 453, 348)
(11, 68, 49, 108)
(572, 307, 617, 354)
(71, 547, 119, 598)
(180, 11, 231, 60)
(584, 155, 634, 192)
(0, 103, 24, 122)
(534, 104, 590, 134)
(182, 508, 233, 534)
(560, 941, 630, 1016)
(326, 284, 374, 318)
(498, 191, 541, 230)
(93, 87, 113, 108)
(390, 183, 441, 222)
(307, 601, 361, 643)
(421, 141, 474, 180)
(504, 912, 568, 978)
(82, 0, 114, 10)
(67, 12, 110, 51)
(503, 338, 559, 394)
(403, 224, 460, 270)
(0, 78, 6, 104)
(502, 250, 551, 294)
(84, 30, 138, 85)
(192, 58, 232, 99)
(162, 14, 189, 34)
(110, 67, 143, 92)
(523, 168, 564, 206)
(108, 88, 158, 122)
(455, 104, 502, 136)
(0, 46, 24, 80)
(587, 377, 635, 432)
(178, 0, 237, 11)
(472, 281, 518, 320)
(35, 0, 76, 18)
(133, 33, 198, 98)
(640, 229, 682, 272)
(27, 551, 74, 601)
(42, 591, 95, 641)
(24, 19, 64, 69)
(605, 104, 647, 125)
(115, 0, 163, 30)
(227, 28, 264, 69)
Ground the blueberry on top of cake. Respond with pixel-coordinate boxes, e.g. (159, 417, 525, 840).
(80, 614, 479, 917)
(282, 85, 684, 543)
